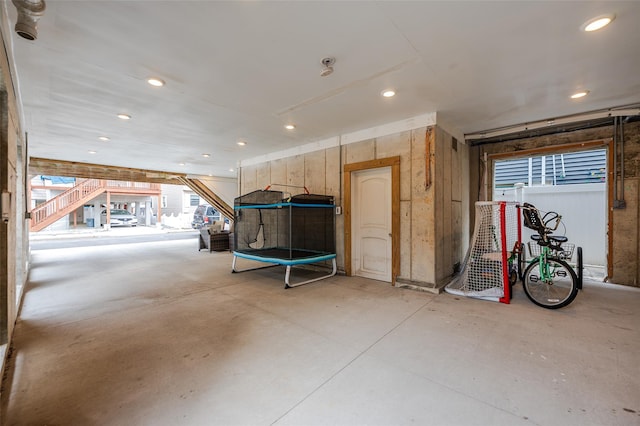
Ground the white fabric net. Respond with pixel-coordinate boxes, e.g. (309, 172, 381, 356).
(446, 202, 519, 302)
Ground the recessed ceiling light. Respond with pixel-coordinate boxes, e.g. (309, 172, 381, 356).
(147, 77, 165, 87)
(229, 168, 235, 172)
(179, 162, 185, 166)
(88, 150, 97, 154)
(285, 124, 296, 130)
(237, 140, 247, 146)
(202, 153, 210, 158)
(382, 89, 396, 98)
(117, 113, 131, 120)
(98, 136, 110, 141)
(208, 174, 213, 177)
(570, 91, 589, 99)
(582, 14, 615, 32)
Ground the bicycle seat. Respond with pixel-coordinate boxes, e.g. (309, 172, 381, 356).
(530, 234, 567, 250)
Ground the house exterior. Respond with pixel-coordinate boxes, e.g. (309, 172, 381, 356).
(160, 184, 204, 229)
(494, 149, 607, 188)
(29, 176, 162, 231)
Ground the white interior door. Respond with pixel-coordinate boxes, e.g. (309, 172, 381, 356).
(352, 167, 392, 282)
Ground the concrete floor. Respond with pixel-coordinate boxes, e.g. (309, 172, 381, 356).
(2, 237, 639, 425)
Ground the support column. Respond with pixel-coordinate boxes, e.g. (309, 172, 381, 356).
(156, 195, 162, 227)
(104, 191, 111, 229)
(144, 200, 151, 226)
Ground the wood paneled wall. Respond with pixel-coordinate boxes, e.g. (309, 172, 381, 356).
(240, 125, 470, 288)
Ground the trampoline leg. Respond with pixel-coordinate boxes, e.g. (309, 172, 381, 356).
(285, 258, 337, 289)
(232, 255, 238, 273)
(285, 266, 292, 289)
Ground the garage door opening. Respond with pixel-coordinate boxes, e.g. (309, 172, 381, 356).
(493, 148, 607, 280)
(30, 175, 164, 232)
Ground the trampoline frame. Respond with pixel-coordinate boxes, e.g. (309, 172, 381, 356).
(232, 250, 337, 288)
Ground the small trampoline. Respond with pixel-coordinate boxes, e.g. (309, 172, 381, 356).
(232, 189, 337, 288)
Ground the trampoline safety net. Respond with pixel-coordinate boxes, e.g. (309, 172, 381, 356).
(233, 190, 336, 260)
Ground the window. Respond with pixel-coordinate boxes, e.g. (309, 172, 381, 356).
(189, 194, 199, 206)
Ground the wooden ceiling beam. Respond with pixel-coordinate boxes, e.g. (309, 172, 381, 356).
(29, 157, 186, 185)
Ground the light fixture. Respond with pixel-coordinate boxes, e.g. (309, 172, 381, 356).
(98, 136, 110, 141)
(229, 168, 235, 172)
(117, 113, 131, 120)
(88, 150, 97, 154)
(147, 77, 165, 87)
(237, 140, 247, 146)
(285, 124, 296, 130)
(570, 91, 589, 99)
(320, 57, 335, 77)
(202, 153, 210, 158)
(582, 14, 615, 32)
(179, 162, 185, 166)
(382, 89, 396, 98)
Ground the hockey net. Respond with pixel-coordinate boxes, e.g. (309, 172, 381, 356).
(446, 201, 521, 303)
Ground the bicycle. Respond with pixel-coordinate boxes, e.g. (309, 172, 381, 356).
(517, 202, 579, 309)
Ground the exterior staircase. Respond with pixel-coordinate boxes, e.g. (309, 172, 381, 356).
(177, 176, 234, 221)
(30, 179, 107, 232)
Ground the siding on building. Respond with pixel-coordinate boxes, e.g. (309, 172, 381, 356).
(495, 149, 606, 188)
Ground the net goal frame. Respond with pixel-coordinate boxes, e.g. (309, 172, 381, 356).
(446, 201, 522, 304)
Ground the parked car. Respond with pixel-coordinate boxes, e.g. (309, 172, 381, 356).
(100, 209, 138, 227)
(191, 205, 221, 229)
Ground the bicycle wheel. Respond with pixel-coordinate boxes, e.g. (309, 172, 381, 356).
(522, 257, 578, 309)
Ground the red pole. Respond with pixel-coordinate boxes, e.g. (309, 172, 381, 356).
(499, 202, 510, 304)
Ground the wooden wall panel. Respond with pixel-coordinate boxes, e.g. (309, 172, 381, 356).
(442, 132, 453, 282)
(286, 155, 304, 189)
(241, 164, 257, 194)
(612, 179, 638, 284)
(325, 146, 341, 202)
(304, 150, 326, 194)
(345, 139, 375, 164)
(256, 162, 270, 191)
(269, 158, 287, 189)
(376, 130, 412, 201)
(400, 200, 412, 280)
(236, 123, 471, 289)
(433, 129, 445, 282)
(410, 128, 434, 284)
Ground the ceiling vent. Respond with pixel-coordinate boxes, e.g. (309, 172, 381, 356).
(12, 0, 46, 41)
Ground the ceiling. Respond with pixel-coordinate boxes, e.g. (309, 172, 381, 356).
(3, 1, 640, 178)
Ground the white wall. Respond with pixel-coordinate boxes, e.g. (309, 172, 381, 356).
(197, 176, 237, 208)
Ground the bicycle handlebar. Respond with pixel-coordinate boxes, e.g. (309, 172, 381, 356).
(542, 211, 562, 232)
